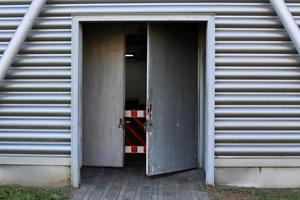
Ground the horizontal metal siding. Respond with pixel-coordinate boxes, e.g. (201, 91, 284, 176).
(214, 3, 300, 158)
(0, 1, 71, 159)
(0, 0, 299, 165)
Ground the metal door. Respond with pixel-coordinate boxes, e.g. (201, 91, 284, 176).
(83, 23, 125, 167)
(147, 23, 198, 175)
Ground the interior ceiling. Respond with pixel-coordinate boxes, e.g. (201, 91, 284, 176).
(126, 24, 147, 60)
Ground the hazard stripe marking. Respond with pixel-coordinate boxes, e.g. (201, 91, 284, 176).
(125, 146, 146, 154)
(125, 110, 146, 118)
(124, 123, 146, 145)
(132, 117, 144, 130)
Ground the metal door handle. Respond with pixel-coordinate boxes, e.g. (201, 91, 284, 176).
(148, 119, 153, 127)
(146, 104, 153, 132)
(118, 118, 124, 129)
(147, 104, 152, 117)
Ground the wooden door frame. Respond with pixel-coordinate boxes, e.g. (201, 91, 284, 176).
(71, 13, 215, 187)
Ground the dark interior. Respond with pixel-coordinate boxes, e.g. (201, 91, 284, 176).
(124, 23, 147, 165)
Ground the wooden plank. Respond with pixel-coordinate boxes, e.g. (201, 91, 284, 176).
(175, 181, 181, 200)
(157, 179, 163, 200)
(134, 168, 145, 200)
(71, 168, 100, 200)
(99, 169, 118, 199)
(140, 176, 153, 200)
(88, 168, 114, 199)
(73, 168, 208, 200)
(151, 178, 158, 200)
(162, 176, 178, 200)
(123, 167, 141, 200)
(180, 182, 193, 200)
(105, 169, 127, 200)
(116, 169, 130, 200)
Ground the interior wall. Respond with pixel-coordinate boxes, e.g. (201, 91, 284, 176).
(125, 60, 147, 105)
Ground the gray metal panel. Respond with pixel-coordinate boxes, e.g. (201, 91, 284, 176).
(147, 23, 198, 175)
(0, 1, 71, 160)
(0, 0, 299, 167)
(82, 23, 125, 167)
(0, 3, 300, 17)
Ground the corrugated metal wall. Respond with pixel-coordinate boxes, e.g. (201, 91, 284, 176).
(0, 0, 299, 165)
(0, 0, 71, 160)
(214, 1, 300, 158)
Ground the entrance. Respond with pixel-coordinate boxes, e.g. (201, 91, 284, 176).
(81, 22, 203, 176)
(124, 24, 147, 167)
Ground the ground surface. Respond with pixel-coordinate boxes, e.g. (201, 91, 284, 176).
(72, 156, 208, 200)
(206, 186, 300, 200)
(0, 185, 70, 200)
(1, 181, 300, 200)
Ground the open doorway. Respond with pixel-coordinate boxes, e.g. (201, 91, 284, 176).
(124, 24, 147, 166)
(81, 22, 204, 176)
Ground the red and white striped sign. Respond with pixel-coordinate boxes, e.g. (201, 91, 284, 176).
(125, 110, 146, 118)
(125, 146, 146, 154)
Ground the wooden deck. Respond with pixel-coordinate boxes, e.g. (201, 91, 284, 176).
(72, 163, 208, 200)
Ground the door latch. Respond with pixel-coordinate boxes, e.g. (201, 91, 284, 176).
(118, 118, 124, 129)
(146, 104, 153, 132)
(147, 104, 152, 118)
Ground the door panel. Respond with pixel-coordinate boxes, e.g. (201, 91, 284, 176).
(83, 23, 125, 167)
(147, 23, 198, 175)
